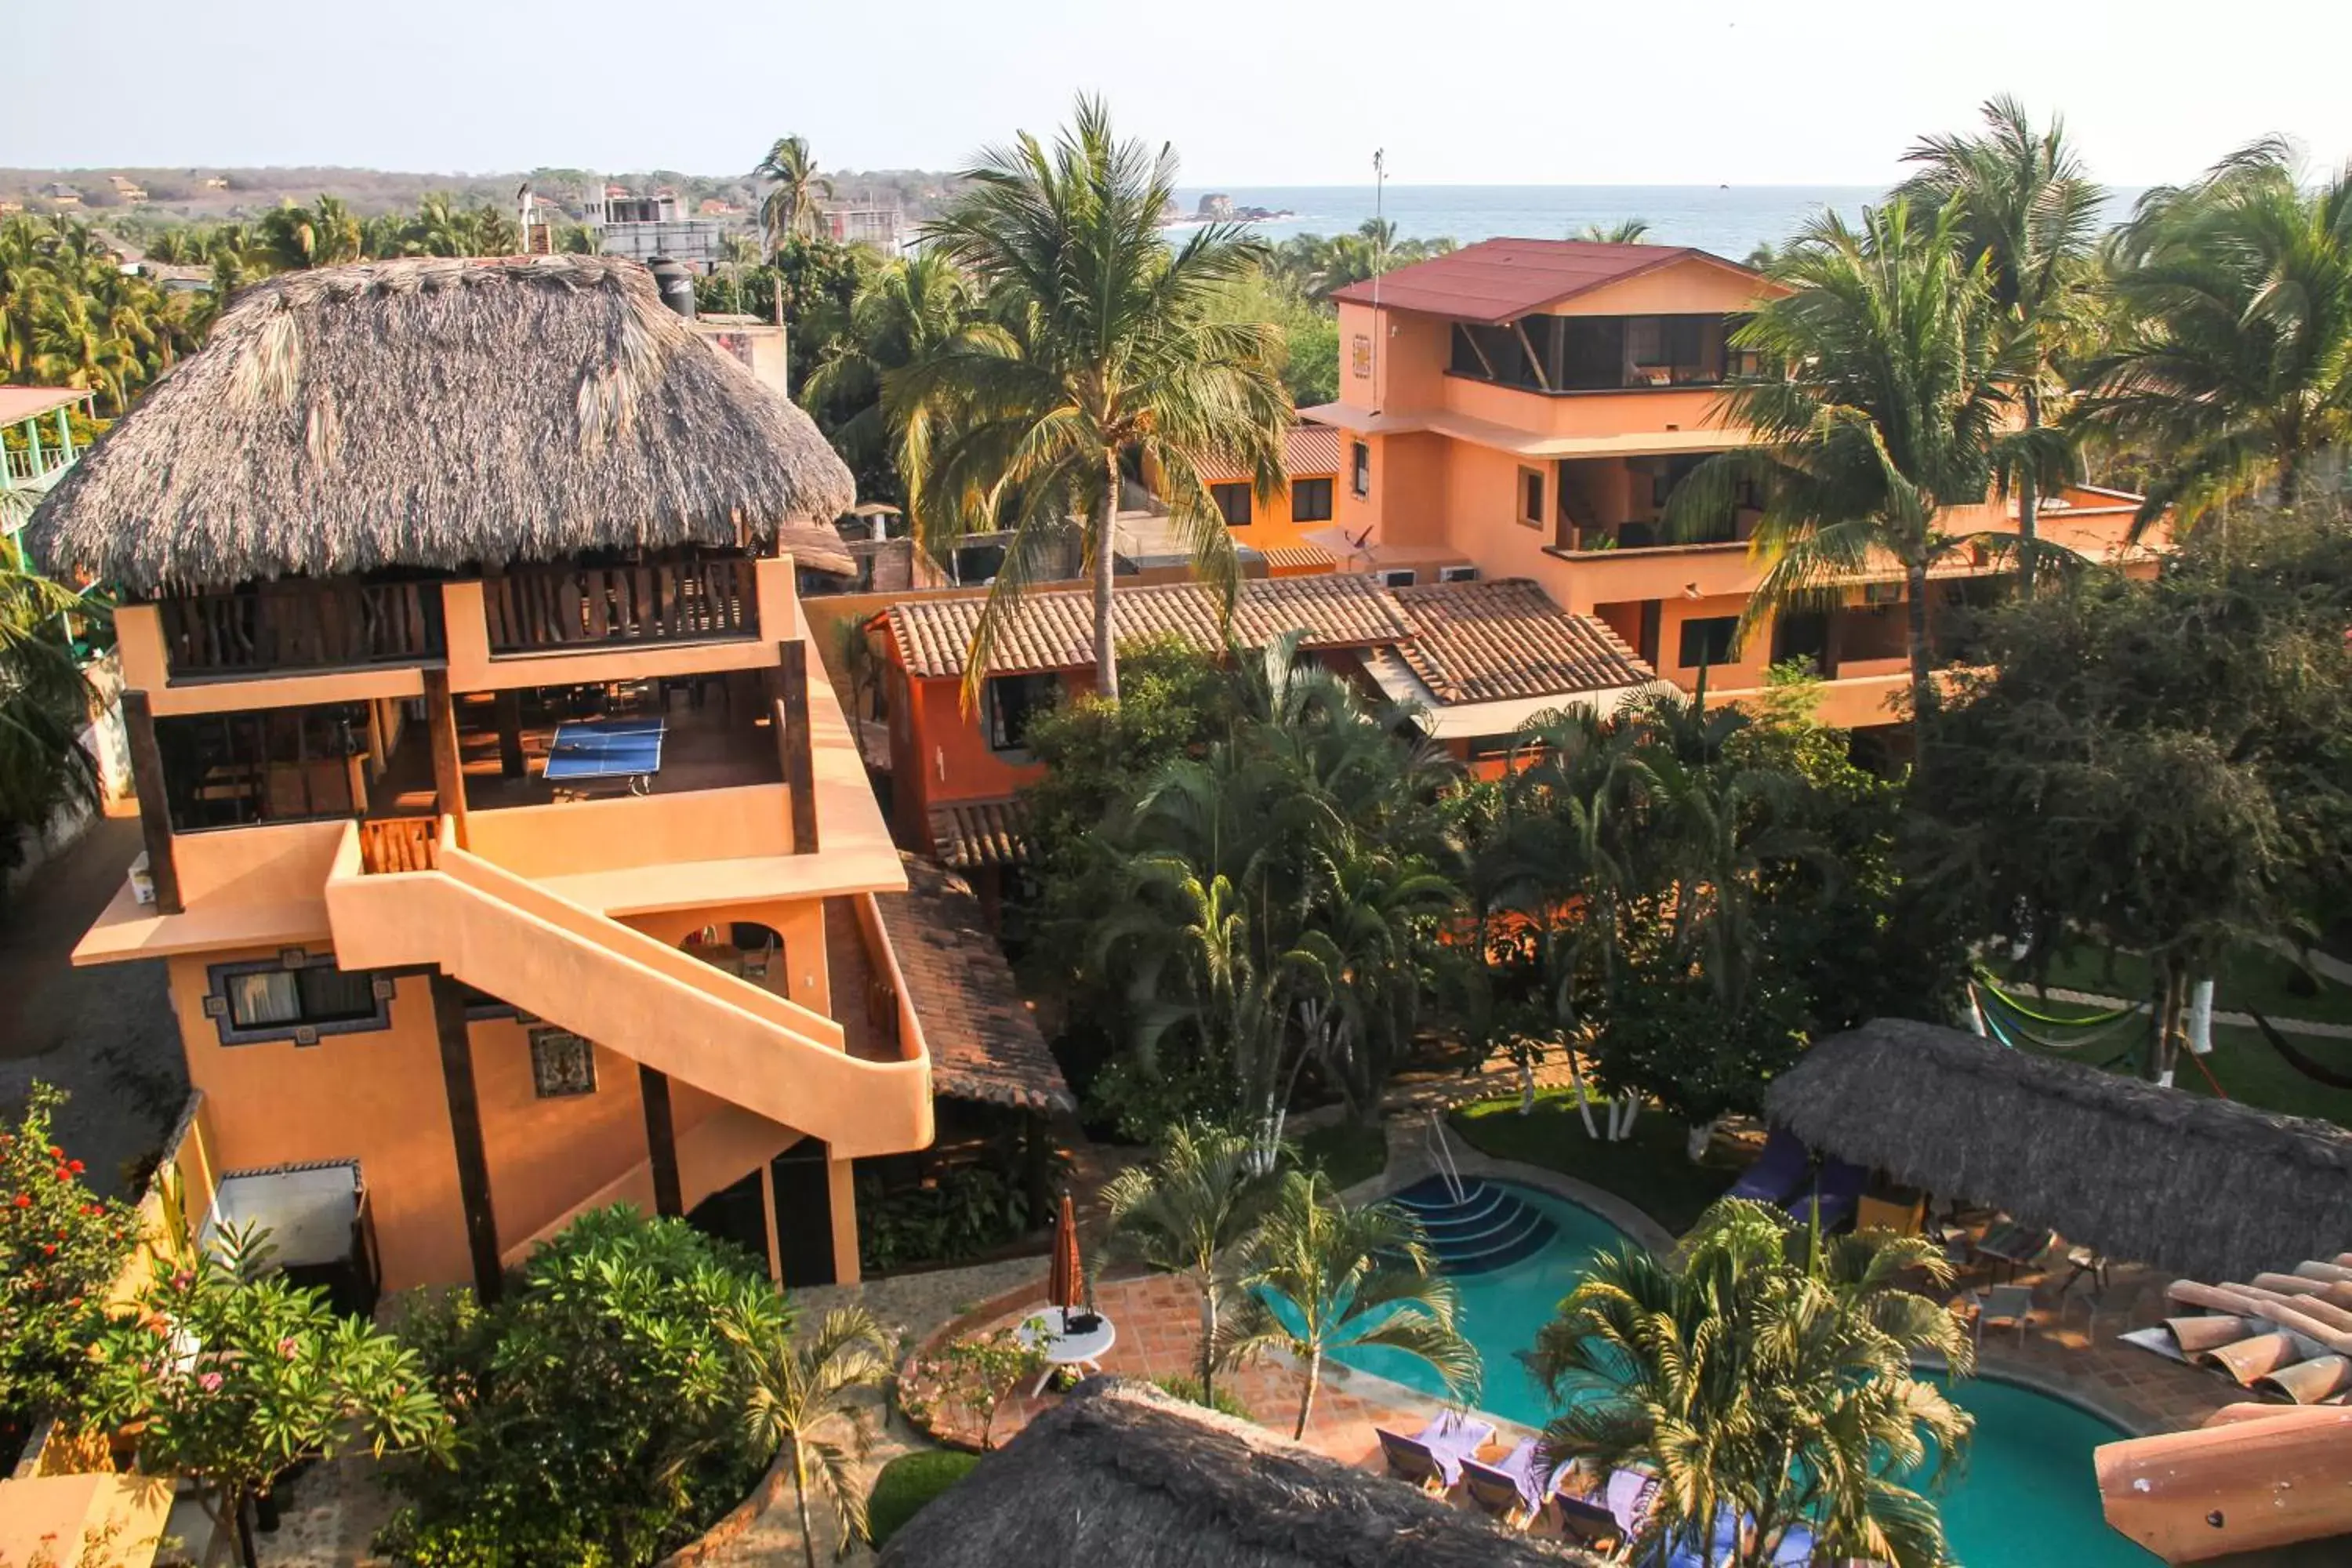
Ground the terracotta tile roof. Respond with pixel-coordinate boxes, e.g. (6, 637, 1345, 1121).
(881, 854, 1074, 1113)
(1390, 579, 1653, 702)
(1200, 424, 1344, 484)
(880, 574, 1413, 678)
(928, 799, 1030, 869)
(2144, 1255, 2352, 1406)
(1327, 238, 1759, 325)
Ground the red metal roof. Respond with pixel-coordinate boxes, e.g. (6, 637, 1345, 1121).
(1327, 238, 1759, 325)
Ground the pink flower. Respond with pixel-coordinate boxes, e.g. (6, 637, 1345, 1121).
(198, 1372, 223, 1392)
(279, 1338, 298, 1359)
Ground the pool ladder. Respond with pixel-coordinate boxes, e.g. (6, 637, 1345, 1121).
(1425, 1110, 1467, 1203)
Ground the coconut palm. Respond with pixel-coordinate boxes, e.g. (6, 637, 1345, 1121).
(1534, 1200, 1974, 1568)
(1100, 1122, 1279, 1408)
(1665, 198, 2041, 743)
(1217, 1171, 1479, 1439)
(804, 249, 989, 499)
(729, 1305, 891, 1568)
(1899, 96, 2103, 593)
(898, 96, 1290, 699)
(755, 135, 833, 251)
(0, 543, 100, 881)
(1575, 218, 1653, 243)
(2076, 140, 2352, 527)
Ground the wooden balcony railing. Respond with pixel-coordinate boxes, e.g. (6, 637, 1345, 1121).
(359, 815, 439, 873)
(158, 581, 445, 676)
(481, 557, 757, 654)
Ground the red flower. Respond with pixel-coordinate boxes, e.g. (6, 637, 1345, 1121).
(10, 1194, 27, 1209)
(66, 1160, 83, 1175)
(46, 1146, 63, 1160)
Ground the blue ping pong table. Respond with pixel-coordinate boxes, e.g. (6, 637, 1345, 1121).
(543, 717, 666, 795)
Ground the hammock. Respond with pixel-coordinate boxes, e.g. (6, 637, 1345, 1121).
(1971, 968, 2140, 1027)
(2246, 1007, 2352, 1091)
(1969, 978, 2148, 1051)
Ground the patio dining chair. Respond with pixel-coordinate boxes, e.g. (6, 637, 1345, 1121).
(1973, 1283, 2036, 1348)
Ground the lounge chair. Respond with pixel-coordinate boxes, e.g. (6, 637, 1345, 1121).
(1727, 1126, 1813, 1205)
(1788, 1159, 1868, 1232)
(1414, 1410, 1496, 1487)
(1460, 1439, 1567, 1530)
(1975, 1221, 2056, 1281)
(1554, 1491, 1622, 1552)
(1973, 1283, 2036, 1348)
(1374, 1429, 1449, 1494)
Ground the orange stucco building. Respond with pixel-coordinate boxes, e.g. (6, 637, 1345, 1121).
(1305, 239, 2162, 731)
(25, 255, 1074, 1301)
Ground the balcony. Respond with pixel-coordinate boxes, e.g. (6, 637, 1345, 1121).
(157, 580, 447, 676)
(480, 557, 760, 655)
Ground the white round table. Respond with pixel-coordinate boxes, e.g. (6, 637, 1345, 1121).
(1015, 1305, 1117, 1394)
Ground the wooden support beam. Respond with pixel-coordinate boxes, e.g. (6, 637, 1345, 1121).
(120, 690, 182, 914)
(775, 641, 818, 854)
(493, 690, 525, 779)
(638, 1065, 683, 1218)
(422, 668, 468, 849)
(429, 975, 503, 1303)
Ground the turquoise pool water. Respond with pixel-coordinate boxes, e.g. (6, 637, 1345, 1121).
(1334, 1180, 2157, 1566)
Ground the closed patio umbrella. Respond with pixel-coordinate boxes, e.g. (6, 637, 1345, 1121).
(1046, 1192, 1083, 1311)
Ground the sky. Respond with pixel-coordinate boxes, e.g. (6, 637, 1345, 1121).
(6, 0, 2350, 189)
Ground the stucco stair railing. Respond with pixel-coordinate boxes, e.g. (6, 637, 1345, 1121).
(320, 820, 931, 1159)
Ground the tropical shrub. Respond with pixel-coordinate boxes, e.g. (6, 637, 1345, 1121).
(92, 1224, 450, 1568)
(376, 1207, 786, 1568)
(1149, 1374, 1254, 1421)
(0, 1083, 135, 1446)
(897, 1323, 1047, 1450)
(854, 1163, 1034, 1274)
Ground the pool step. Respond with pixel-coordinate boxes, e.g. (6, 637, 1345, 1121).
(1387, 1176, 1558, 1276)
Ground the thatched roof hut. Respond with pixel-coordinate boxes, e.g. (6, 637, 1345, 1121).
(28, 254, 856, 594)
(876, 1379, 1602, 1568)
(1766, 1018, 2352, 1281)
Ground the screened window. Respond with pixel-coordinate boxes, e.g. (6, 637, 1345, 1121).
(1210, 483, 1253, 526)
(1290, 477, 1334, 523)
(984, 673, 1061, 756)
(1351, 442, 1370, 498)
(1519, 466, 1546, 528)
(1678, 616, 1739, 669)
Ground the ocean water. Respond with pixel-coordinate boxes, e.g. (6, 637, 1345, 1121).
(1172, 184, 2143, 262)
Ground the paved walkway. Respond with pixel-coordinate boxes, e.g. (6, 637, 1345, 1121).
(0, 813, 187, 1198)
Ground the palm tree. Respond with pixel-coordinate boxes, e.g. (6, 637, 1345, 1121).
(1900, 96, 2102, 593)
(804, 249, 989, 499)
(717, 230, 763, 314)
(1666, 198, 2038, 745)
(1575, 218, 1652, 243)
(729, 1306, 891, 1568)
(898, 96, 1290, 699)
(755, 135, 833, 251)
(1099, 1123, 1278, 1408)
(1534, 1200, 1973, 1568)
(1217, 1171, 1478, 1439)
(0, 543, 100, 877)
(2077, 140, 2352, 526)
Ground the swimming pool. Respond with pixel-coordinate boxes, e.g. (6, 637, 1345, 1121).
(1334, 1178, 2157, 1566)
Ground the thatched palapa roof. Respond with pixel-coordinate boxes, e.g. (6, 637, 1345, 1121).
(1766, 1018, 2352, 1282)
(28, 254, 857, 593)
(876, 1378, 1602, 1568)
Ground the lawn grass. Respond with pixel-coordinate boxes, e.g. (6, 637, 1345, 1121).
(866, 1450, 980, 1548)
(2007, 1019, 2352, 1129)
(1449, 1091, 1740, 1235)
(1293, 1120, 1388, 1190)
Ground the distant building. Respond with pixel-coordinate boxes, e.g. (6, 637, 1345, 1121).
(590, 187, 724, 270)
(201, 176, 230, 191)
(0, 200, 22, 217)
(41, 182, 81, 206)
(823, 205, 904, 253)
(107, 175, 148, 201)
(698, 198, 742, 217)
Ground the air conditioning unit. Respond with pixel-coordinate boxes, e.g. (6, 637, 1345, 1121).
(1438, 565, 1479, 583)
(1378, 568, 1418, 589)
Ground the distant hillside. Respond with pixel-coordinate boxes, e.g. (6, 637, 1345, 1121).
(0, 165, 964, 229)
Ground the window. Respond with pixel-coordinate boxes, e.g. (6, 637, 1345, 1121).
(1378, 568, 1417, 589)
(951, 543, 1006, 586)
(1438, 564, 1480, 583)
(984, 673, 1061, 756)
(1518, 466, 1546, 528)
(1351, 441, 1370, 498)
(1290, 477, 1334, 523)
(530, 1029, 598, 1098)
(157, 705, 369, 832)
(204, 951, 392, 1046)
(1678, 616, 1739, 669)
(1210, 482, 1253, 527)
